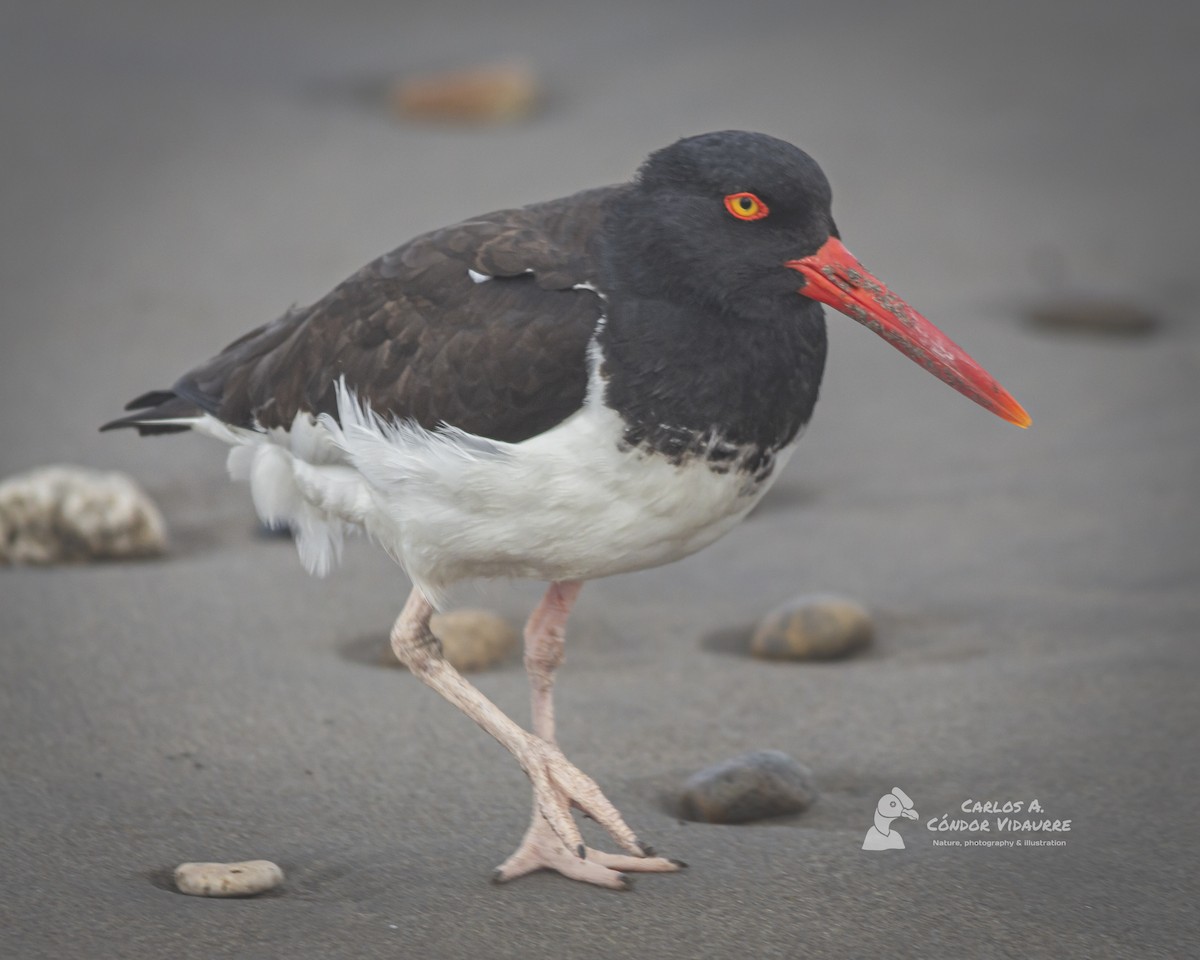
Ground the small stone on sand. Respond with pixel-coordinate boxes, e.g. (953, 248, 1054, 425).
(679, 750, 817, 824)
(174, 860, 283, 897)
(391, 62, 539, 123)
(0, 465, 167, 565)
(750, 594, 873, 661)
(429, 609, 519, 672)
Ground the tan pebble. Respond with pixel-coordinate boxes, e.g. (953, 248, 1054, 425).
(430, 609, 519, 672)
(750, 594, 873, 661)
(174, 860, 283, 897)
(391, 62, 539, 122)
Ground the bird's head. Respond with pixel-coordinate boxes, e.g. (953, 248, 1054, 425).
(609, 130, 1030, 428)
(877, 789, 918, 821)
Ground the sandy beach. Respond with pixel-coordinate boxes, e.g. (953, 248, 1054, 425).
(2, 1, 1197, 957)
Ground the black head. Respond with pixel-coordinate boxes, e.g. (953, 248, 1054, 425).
(605, 130, 837, 316)
(601, 130, 1032, 430)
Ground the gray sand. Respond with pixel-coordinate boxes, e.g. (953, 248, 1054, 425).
(2, 2, 1198, 957)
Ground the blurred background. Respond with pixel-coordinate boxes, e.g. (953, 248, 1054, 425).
(2, 1, 1198, 957)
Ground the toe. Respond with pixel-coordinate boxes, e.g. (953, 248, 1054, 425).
(584, 850, 686, 873)
(555, 857, 634, 890)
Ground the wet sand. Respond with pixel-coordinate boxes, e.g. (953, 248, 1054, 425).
(2, 2, 1197, 957)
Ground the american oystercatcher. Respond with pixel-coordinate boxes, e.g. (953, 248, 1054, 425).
(103, 130, 1029, 889)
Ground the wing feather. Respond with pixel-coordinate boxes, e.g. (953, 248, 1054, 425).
(114, 186, 618, 443)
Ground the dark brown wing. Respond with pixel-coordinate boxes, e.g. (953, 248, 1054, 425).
(106, 186, 615, 443)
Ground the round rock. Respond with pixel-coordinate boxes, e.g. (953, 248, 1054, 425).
(174, 860, 283, 897)
(750, 594, 873, 661)
(679, 750, 817, 824)
(429, 609, 519, 672)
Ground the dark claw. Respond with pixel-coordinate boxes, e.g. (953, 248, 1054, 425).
(638, 841, 657, 857)
(669, 859, 689, 869)
(491, 868, 507, 885)
(576, 843, 587, 859)
(617, 873, 634, 891)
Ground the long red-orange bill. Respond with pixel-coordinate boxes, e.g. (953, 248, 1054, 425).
(787, 237, 1031, 428)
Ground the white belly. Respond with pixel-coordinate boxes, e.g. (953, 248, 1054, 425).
(216, 380, 793, 602)
(390, 403, 793, 589)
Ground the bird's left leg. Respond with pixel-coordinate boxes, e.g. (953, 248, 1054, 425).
(493, 581, 684, 888)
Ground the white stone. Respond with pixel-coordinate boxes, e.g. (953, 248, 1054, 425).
(174, 860, 284, 897)
(0, 465, 167, 565)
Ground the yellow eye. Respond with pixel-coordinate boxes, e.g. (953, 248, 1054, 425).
(724, 191, 769, 221)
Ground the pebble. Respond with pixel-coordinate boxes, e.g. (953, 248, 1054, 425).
(1025, 298, 1158, 336)
(174, 860, 283, 897)
(392, 62, 539, 123)
(750, 594, 873, 661)
(679, 750, 817, 824)
(0, 465, 167, 565)
(429, 609, 519, 672)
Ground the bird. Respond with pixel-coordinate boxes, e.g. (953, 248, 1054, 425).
(103, 130, 1029, 890)
(862, 788, 918, 850)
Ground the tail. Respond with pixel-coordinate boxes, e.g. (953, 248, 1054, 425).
(100, 390, 203, 435)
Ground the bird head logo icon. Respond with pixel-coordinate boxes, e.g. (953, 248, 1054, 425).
(862, 787, 917, 851)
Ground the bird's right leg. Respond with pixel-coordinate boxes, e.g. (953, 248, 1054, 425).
(388, 587, 652, 884)
(492, 581, 683, 888)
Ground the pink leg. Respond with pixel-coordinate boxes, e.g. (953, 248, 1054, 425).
(390, 587, 672, 888)
(525, 580, 581, 743)
(491, 582, 683, 888)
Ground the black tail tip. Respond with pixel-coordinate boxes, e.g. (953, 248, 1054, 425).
(124, 389, 178, 412)
(101, 389, 198, 435)
(99, 417, 191, 435)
